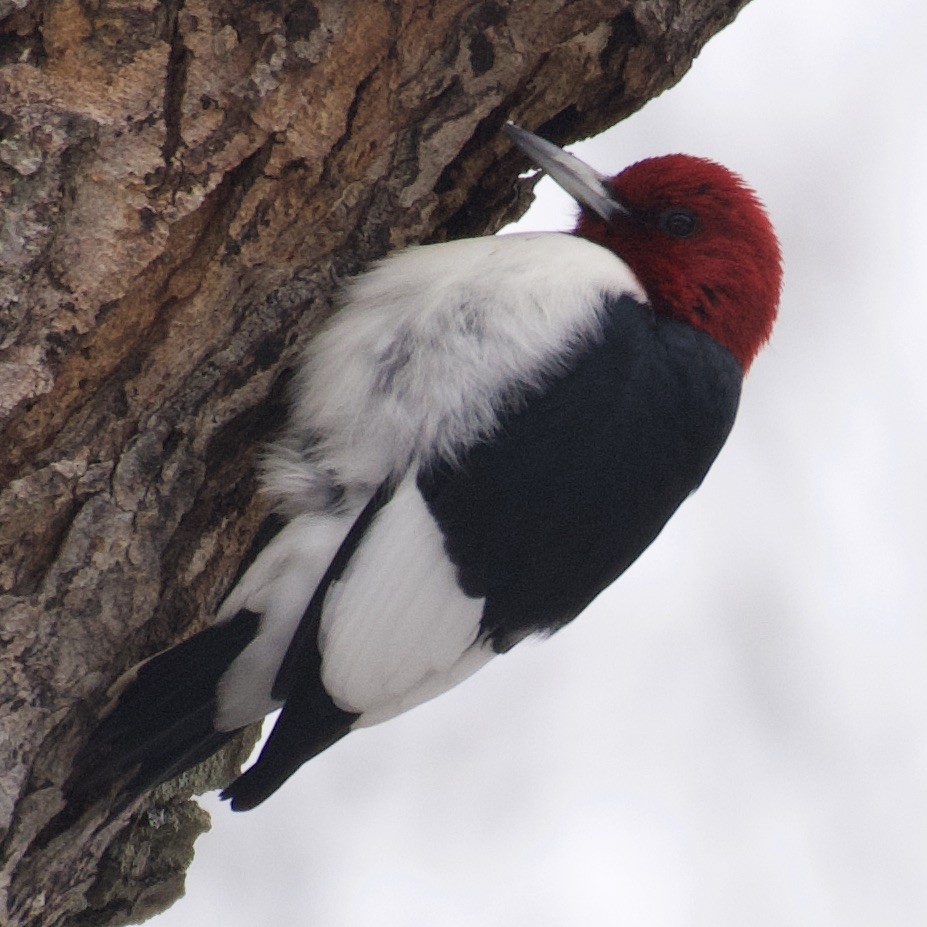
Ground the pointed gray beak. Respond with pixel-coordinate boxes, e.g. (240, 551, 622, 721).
(503, 122, 628, 222)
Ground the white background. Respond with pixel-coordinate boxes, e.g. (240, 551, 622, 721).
(154, 1, 927, 924)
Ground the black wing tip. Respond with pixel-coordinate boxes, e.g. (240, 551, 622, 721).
(216, 748, 301, 811)
(218, 775, 263, 812)
(218, 757, 292, 812)
(219, 705, 356, 811)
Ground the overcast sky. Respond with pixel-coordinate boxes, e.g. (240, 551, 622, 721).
(155, 1, 927, 924)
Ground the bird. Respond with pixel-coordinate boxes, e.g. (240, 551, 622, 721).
(73, 122, 782, 813)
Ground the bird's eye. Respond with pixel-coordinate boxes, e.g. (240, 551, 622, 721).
(658, 208, 698, 238)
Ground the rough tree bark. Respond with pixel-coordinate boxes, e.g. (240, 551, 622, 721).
(1, 1, 753, 924)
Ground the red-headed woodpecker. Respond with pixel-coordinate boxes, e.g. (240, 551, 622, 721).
(74, 124, 782, 812)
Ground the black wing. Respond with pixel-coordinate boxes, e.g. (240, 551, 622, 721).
(220, 480, 396, 810)
(418, 295, 742, 650)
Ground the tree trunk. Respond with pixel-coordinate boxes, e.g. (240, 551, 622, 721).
(0, 1, 752, 923)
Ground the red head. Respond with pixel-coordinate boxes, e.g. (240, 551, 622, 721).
(576, 156, 781, 371)
(504, 125, 782, 372)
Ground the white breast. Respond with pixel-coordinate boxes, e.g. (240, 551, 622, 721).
(263, 232, 646, 517)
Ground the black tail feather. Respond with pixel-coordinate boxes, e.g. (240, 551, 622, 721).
(70, 609, 261, 807)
